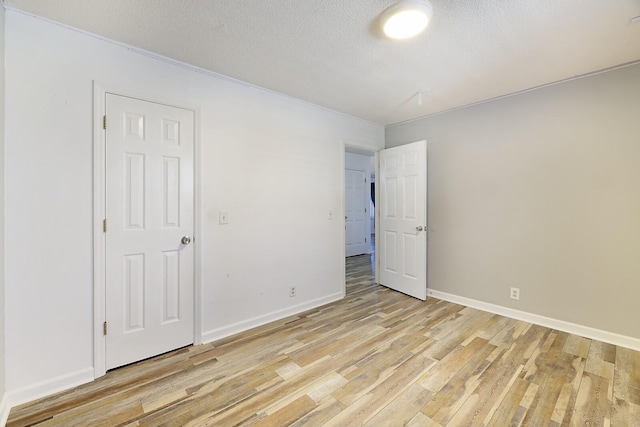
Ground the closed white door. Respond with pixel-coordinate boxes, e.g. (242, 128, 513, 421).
(105, 94, 194, 370)
(379, 140, 427, 300)
(345, 168, 369, 257)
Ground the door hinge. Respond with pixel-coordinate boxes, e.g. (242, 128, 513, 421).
(103, 219, 107, 233)
(103, 321, 108, 336)
(365, 237, 367, 242)
(103, 115, 107, 130)
(365, 207, 367, 213)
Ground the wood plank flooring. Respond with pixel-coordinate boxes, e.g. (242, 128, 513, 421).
(8, 253, 640, 426)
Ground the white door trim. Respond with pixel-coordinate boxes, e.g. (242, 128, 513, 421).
(92, 82, 202, 378)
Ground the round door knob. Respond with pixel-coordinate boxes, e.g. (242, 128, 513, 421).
(416, 226, 424, 232)
(181, 236, 192, 245)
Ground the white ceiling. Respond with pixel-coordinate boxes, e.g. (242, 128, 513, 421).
(6, 0, 640, 125)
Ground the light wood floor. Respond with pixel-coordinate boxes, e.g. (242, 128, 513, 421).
(8, 254, 640, 426)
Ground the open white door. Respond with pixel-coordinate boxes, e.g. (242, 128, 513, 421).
(345, 168, 369, 257)
(105, 94, 195, 370)
(379, 140, 427, 300)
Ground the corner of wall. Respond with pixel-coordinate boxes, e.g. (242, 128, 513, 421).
(387, 63, 640, 342)
(0, 398, 9, 427)
(427, 289, 640, 352)
(201, 292, 344, 345)
(1, 4, 8, 424)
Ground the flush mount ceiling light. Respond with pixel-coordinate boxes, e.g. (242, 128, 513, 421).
(381, 0, 433, 40)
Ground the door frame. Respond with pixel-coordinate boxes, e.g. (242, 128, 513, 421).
(342, 143, 380, 287)
(92, 82, 202, 378)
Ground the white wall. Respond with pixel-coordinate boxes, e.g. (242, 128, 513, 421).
(4, 10, 383, 403)
(0, 4, 7, 425)
(386, 63, 640, 342)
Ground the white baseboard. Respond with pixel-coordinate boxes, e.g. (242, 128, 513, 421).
(1, 293, 344, 424)
(0, 392, 9, 427)
(427, 289, 640, 352)
(201, 292, 345, 344)
(5, 367, 94, 420)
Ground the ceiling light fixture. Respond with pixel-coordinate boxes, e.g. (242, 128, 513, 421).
(381, 0, 433, 40)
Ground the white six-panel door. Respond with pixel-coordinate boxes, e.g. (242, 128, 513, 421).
(379, 141, 427, 300)
(105, 94, 194, 369)
(345, 168, 369, 257)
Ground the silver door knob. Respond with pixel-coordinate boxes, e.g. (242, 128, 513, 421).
(181, 236, 192, 245)
(416, 226, 424, 232)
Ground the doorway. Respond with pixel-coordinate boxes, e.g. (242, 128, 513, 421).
(343, 141, 428, 301)
(344, 146, 378, 296)
(345, 149, 375, 256)
(94, 86, 199, 376)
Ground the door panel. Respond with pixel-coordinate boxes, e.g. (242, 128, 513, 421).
(124, 254, 145, 331)
(105, 94, 194, 370)
(379, 141, 427, 300)
(163, 157, 181, 227)
(162, 250, 180, 323)
(124, 153, 145, 229)
(384, 231, 397, 272)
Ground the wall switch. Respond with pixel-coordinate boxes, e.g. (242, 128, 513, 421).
(289, 286, 296, 297)
(510, 287, 520, 300)
(219, 211, 229, 225)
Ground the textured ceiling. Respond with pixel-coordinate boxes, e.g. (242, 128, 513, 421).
(6, 0, 640, 125)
